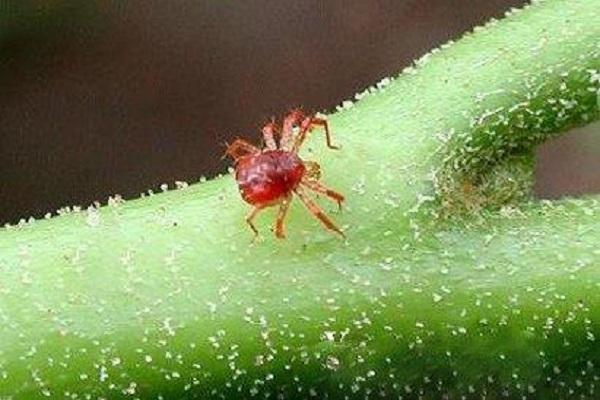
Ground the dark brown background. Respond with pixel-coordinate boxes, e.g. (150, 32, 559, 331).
(1, 0, 598, 224)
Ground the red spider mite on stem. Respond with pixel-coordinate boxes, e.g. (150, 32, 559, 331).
(225, 109, 345, 240)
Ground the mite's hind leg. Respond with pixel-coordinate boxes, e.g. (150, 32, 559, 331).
(295, 187, 345, 238)
(274, 197, 292, 239)
(301, 180, 344, 210)
(224, 139, 260, 161)
(245, 205, 265, 241)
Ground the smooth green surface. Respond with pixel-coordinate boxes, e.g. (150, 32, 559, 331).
(0, 0, 599, 398)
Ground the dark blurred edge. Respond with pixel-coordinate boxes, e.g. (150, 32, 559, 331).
(535, 122, 600, 200)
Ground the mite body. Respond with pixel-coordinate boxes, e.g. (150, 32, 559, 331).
(225, 109, 345, 239)
(236, 150, 305, 206)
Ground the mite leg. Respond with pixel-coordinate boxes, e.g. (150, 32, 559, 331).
(303, 161, 321, 181)
(293, 116, 339, 153)
(294, 187, 345, 238)
(262, 121, 278, 151)
(301, 180, 344, 210)
(245, 206, 265, 241)
(274, 197, 292, 239)
(279, 109, 306, 151)
(224, 139, 260, 161)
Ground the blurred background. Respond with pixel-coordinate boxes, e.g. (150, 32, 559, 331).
(0, 0, 598, 224)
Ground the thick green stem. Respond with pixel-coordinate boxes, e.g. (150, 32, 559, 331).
(0, 0, 599, 398)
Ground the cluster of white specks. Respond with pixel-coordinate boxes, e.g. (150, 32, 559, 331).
(322, 331, 336, 342)
(406, 194, 436, 215)
(408, 218, 421, 241)
(175, 180, 189, 190)
(161, 318, 176, 337)
(351, 76, 397, 103)
(107, 194, 125, 207)
(335, 100, 354, 112)
(98, 364, 109, 382)
(376, 77, 392, 90)
(55, 206, 74, 217)
(414, 52, 434, 68)
(325, 355, 340, 371)
(402, 65, 418, 75)
(85, 206, 101, 228)
(378, 257, 396, 272)
(122, 381, 137, 396)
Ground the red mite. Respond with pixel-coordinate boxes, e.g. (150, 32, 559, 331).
(225, 109, 345, 239)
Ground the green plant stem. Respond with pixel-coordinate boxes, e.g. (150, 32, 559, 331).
(1, 0, 599, 398)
